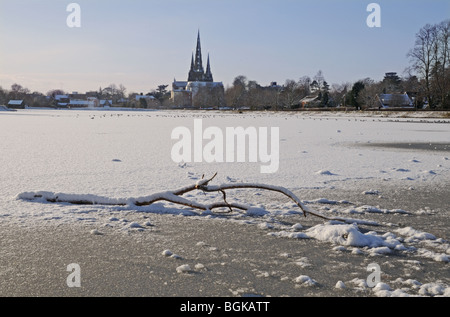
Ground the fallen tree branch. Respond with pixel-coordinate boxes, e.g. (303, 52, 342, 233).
(17, 173, 360, 223)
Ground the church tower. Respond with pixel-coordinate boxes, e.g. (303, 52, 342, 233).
(188, 31, 213, 82)
(171, 30, 223, 107)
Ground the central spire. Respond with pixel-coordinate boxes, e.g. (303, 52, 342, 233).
(194, 30, 204, 73)
(188, 30, 213, 82)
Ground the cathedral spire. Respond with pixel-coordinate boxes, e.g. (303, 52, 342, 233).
(205, 54, 213, 82)
(190, 53, 195, 71)
(194, 30, 204, 73)
(188, 30, 214, 82)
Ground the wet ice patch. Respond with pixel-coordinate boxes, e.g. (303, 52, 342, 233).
(268, 231, 309, 239)
(303, 198, 351, 205)
(294, 257, 312, 268)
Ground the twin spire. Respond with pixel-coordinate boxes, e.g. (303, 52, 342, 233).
(188, 31, 213, 82)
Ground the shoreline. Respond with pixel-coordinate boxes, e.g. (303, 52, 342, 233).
(2, 107, 450, 120)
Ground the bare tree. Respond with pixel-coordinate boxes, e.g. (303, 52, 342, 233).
(279, 79, 302, 109)
(356, 79, 381, 109)
(313, 70, 325, 90)
(118, 84, 127, 100)
(9, 83, 29, 100)
(246, 80, 263, 110)
(407, 23, 439, 107)
(225, 76, 248, 109)
(46, 89, 66, 97)
(432, 20, 450, 108)
(0, 86, 7, 105)
(330, 83, 351, 107)
(298, 76, 311, 97)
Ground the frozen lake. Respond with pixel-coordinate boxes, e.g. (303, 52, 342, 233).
(0, 109, 449, 297)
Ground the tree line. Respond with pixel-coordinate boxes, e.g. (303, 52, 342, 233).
(1, 19, 448, 110)
(222, 19, 449, 110)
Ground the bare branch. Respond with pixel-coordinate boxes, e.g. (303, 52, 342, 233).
(17, 173, 358, 223)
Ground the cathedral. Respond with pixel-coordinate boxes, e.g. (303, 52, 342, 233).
(171, 31, 224, 107)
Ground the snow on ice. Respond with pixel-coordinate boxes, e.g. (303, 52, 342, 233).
(1, 109, 449, 296)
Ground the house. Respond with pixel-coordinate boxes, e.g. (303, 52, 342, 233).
(69, 100, 90, 108)
(378, 93, 413, 108)
(99, 100, 113, 107)
(300, 94, 320, 108)
(135, 95, 161, 108)
(117, 98, 128, 106)
(171, 81, 192, 107)
(53, 95, 70, 107)
(54, 95, 69, 101)
(7, 100, 25, 109)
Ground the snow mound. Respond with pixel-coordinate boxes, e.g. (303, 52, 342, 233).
(395, 226, 436, 241)
(245, 207, 269, 216)
(162, 249, 173, 256)
(362, 189, 380, 195)
(176, 264, 192, 273)
(294, 275, 317, 286)
(418, 283, 448, 296)
(316, 170, 336, 175)
(305, 223, 400, 249)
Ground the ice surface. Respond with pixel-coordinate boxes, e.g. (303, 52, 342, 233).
(1, 109, 449, 296)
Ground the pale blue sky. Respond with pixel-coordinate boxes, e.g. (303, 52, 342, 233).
(0, 0, 448, 94)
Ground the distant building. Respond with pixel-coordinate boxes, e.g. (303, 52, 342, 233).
(7, 100, 25, 109)
(300, 95, 320, 108)
(268, 82, 281, 89)
(171, 31, 224, 108)
(99, 99, 113, 107)
(55, 95, 70, 107)
(135, 95, 161, 108)
(54, 95, 69, 101)
(87, 97, 100, 107)
(378, 93, 413, 108)
(69, 100, 90, 108)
